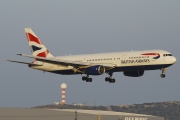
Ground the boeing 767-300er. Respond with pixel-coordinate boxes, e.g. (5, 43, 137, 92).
(7, 28, 177, 83)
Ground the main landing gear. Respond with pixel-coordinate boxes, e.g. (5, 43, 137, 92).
(105, 72, 116, 83)
(82, 73, 116, 83)
(82, 75, 92, 82)
(160, 68, 167, 78)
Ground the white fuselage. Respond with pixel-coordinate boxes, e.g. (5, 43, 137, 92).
(31, 50, 176, 75)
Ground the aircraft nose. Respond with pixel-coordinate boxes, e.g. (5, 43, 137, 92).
(171, 56, 177, 64)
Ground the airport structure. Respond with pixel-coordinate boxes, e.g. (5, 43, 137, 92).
(0, 108, 164, 120)
(60, 83, 67, 105)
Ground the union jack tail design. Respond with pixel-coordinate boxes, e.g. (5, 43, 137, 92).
(25, 28, 54, 58)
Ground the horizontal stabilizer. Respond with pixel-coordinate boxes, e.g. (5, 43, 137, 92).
(7, 60, 43, 66)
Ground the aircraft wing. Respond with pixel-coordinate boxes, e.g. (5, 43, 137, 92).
(7, 60, 43, 66)
(16, 54, 116, 70)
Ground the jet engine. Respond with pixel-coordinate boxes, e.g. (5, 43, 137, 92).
(85, 65, 105, 75)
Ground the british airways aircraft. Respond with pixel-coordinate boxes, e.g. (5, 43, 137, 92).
(7, 28, 176, 83)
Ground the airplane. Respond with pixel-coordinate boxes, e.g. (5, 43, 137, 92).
(7, 28, 177, 83)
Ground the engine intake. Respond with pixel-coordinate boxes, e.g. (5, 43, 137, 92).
(85, 65, 105, 75)
(123, 70, 144, 77)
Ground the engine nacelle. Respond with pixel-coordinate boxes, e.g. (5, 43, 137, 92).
(85, 66, 105, 75)
(123, 70, 144, 77)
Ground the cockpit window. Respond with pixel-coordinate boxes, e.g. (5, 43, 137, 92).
(163, 54, 172, 57)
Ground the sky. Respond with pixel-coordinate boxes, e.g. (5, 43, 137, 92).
(0, 0, 180, 108)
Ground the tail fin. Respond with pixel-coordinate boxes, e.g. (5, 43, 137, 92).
(25, 28, 54, 58)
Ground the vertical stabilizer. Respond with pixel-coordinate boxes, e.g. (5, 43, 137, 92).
(25, 28, 54, 58)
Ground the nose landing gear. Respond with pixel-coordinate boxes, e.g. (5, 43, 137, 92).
(160, 68, 167, 78)
(160, 74, 165, 78)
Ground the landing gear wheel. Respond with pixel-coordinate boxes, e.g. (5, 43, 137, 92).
(83, 76, 92, 82)
(105, 77, 109, 82)
(109, 79, 115, 83)
(82, 76, 86, 81)
(111, 79, 115, 83)
(106, 72, 116, 83)
(89, 78, 92, 82)
(82, 74, 92, 82)
(105, 77, 115, 83)
(160, 74, 165, 78)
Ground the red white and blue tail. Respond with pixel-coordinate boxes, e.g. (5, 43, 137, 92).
(25, 28, 54, 58)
